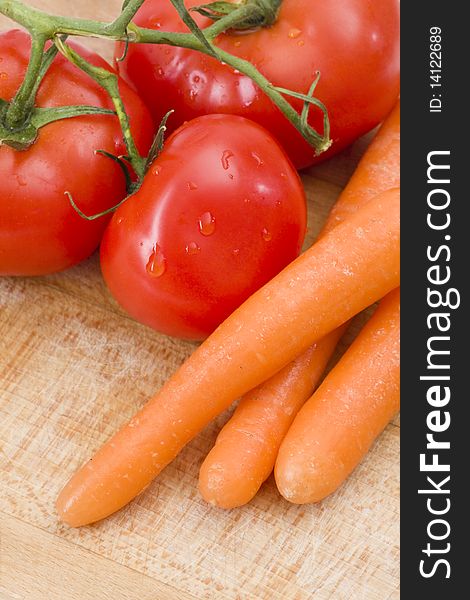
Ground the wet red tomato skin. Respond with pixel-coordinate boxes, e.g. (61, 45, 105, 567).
(0, 29, 154, 276)
(100, 115, 307, 340)
(116, 0, 400, 169)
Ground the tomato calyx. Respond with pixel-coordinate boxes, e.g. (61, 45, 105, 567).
(65, 110, 174, 221)
(191, 0, 282, 32)
(1, 0, 332, 159)
(0, 99, 116, 151)
(0, 32, 116, 150)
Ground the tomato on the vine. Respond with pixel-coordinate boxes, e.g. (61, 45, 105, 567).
(0, 30, 154, 276)
(116, 0, 400, 169)
(100, 114, 307, 340)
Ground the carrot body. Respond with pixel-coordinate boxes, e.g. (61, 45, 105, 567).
(198, 101, 400, 508)
(275, 288, 400, 504)
(323, 100, 400, 235)
(57, 188, 400, 526)
(199, 328, 344, 508)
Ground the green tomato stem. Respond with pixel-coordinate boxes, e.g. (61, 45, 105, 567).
(106, 0, 145, 36)
(129, 23, 331, 155)
(4, 33, 47, 129)
(0, 0, 331, 160)
(202, 0, 282, 38)
(0, 0, 108, 37)
(203, 5, 262, 39)
(54, 36, 147, 180)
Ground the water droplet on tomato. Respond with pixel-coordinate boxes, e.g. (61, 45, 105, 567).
(297, 40, 305, 47)
(221, 150, 234, 170)
(153, 166, 162, 176)
(185, 242, 200, 255)
(251, 152, 263, 167)
(187, 181, 198, 191)
(288, 28, 302, 39)
(189, 89, 198, 101)
(150, 17, 162, 29)
(280, 172, 287, 178)
(233, 69, 240, 75)
(262, 227, 272, 242)
(234, 41, 241, 48)
(193, 75, 200, 83)
(0, 72, 8, 80)
(146, 244, 166, 277)
(232, 248, 240, 256)
(198, 212, 216, 236)
(156, 67, 164, 76)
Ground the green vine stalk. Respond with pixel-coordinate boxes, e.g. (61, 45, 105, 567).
(0, 0, 332, 173)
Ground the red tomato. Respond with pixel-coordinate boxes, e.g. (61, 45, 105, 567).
(116, 0, 400, 169)
(0, 30, 154, 276)
(100, 115, 306, 340)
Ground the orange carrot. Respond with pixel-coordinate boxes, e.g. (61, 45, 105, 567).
(275, 288, 400, 504)
(57, 188, 400, 526)
(198, 101, 400, 508)
(322, 100, 400, 235)
(199, 329, 343, 508)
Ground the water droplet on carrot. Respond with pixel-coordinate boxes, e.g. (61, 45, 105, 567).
(146, 244, 166, 277)
(185, 242, 200, 255)
(262, 227, 272, 242)
(198, 212, 216, 236)
(221, 150, 234, 170)
(288, 28, 302, 39)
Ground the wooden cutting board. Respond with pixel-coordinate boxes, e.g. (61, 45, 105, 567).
(0, 2, 399, 598)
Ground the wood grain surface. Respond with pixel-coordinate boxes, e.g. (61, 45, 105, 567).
(0, 2, 400, 599)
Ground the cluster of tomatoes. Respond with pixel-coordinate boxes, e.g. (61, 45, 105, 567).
(0, 0, 399, 340)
